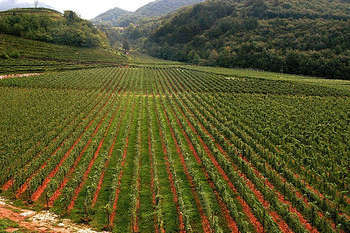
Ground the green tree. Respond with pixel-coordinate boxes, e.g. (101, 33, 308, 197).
(122, 40, 130, 52)
(208, 49, 219, 65)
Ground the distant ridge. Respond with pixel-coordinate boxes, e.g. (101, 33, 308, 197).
(135, 0, 205, 17)
(93, 7, 131, 26)
(92, 0, 205, 26)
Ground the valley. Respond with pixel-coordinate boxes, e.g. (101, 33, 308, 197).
(0, 0, 349, 232)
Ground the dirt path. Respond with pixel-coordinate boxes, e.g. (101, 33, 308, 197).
(0, 197, 108, 233)
(0, 73, 40, 80)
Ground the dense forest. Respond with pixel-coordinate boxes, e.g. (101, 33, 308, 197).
(136, 0, 350, 79)
(0, 8, 108, 48)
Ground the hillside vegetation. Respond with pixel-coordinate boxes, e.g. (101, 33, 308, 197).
(93, 0, 204, 27)
(144, 0, 350, 80)
(0, 8, 108, 47)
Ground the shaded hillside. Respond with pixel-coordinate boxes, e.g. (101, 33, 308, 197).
(145, 0, 350, 79)
(92, 0, 204, 26)
(0, 8, 108, 48)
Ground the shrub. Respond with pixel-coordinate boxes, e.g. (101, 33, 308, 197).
(0, 51, 10, 59)
(8, 49, 20, 58)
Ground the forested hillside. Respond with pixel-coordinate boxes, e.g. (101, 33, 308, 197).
(92, 0, 204, 27)
(145, 0, 350, 79)
(0, 8, 108, 48)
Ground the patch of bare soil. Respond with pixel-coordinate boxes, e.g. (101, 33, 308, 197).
(0, 73, 40, 80)
(0, 197, 108, 233)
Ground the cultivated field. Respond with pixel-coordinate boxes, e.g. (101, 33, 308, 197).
(0, 67, 349, 232)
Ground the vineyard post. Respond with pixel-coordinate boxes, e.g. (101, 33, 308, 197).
(84, 186, 93, 222)
(45, 191, 49, 209)
(104, 203, 112, 230)
(26, 189, 33, 204)
(11, 178, 16, 195)
(263, 208, 266, 228)
(313, 203, 319, 227)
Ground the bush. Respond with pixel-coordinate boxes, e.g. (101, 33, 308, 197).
(0, 51, 10, 59)
(8, 49, 20, 58)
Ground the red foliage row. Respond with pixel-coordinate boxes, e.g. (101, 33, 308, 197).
(176, 99, 264, 233)
(47, 111, 108, 206)
(108, 98, 137, 228)
(162, 106, 212, 233)
(67, 100, 121, 211)
(109, 136, 129, 227)
(91, 100, 130, 208)
(153, 99, 185, 233)
(168, 99, 240, 233)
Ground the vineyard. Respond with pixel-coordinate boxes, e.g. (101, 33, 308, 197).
(0, 34, 127, 74)
(0, 67, 349, 233)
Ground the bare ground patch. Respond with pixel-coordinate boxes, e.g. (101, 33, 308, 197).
(0, 73, 41, 80)
(0, 196, 109, 233)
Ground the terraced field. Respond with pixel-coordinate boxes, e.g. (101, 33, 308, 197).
(0, 67, 349, 232)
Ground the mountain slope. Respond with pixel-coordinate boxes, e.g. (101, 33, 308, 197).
(92, 0, 204, 26)
(92, 7, 131, 26)
(135, 0, 205, 17)
(145, 0, 350, 80)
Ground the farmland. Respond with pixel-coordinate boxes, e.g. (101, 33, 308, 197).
(0, 66, 349, 233)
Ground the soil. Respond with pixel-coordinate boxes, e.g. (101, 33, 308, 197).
(0, 196, 108, 233)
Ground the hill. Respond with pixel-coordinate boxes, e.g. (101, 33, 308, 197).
(92, 7, 131, 26)
(0, 0, 54, 11)
(0, 7, 62, 17)
(0, 34, 127, 74)
(92, 0, 204, 27)
(145, 0, 350, 80)
(0, 8, 108, 48)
